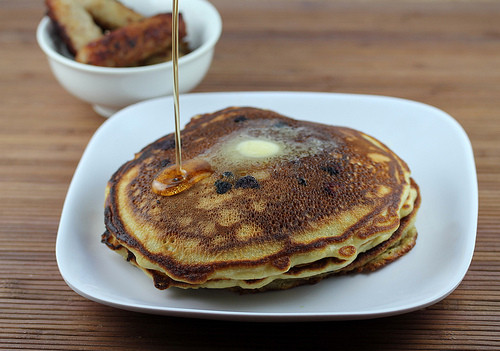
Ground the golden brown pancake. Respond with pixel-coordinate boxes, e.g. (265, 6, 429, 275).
(102, 180, 419, 291)
(102, 107, 419, 291)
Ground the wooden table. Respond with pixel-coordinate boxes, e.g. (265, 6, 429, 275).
(1, 0, 499, 349)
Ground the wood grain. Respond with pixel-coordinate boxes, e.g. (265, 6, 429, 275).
(1, 0, 499, 349)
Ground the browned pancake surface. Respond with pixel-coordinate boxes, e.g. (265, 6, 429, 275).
(104, 107, 412, 285)
(102, 181, 419, 291)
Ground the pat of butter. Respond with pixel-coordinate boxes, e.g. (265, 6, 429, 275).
(236, 139, 281, 158)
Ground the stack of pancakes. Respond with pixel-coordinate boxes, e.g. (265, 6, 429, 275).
(102, 107, 420, 291)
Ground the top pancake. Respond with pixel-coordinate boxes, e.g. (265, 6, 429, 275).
(104, 107, 413, 286)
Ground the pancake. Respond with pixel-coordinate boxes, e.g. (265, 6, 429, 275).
(102, 107, 420, 291)
(102, 180, 420, 291)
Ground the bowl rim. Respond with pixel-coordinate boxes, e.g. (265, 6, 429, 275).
(36, 0, 222, 75)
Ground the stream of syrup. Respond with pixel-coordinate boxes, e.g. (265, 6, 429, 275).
(171, 0, 182, 177)
(151, 0, 212, 196)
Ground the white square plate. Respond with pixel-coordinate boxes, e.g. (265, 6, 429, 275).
(56, 92, 477, 321)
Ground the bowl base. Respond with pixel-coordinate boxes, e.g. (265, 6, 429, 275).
(93, 105, 120, 118)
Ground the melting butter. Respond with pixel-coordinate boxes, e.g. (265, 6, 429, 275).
(236, 139, 282, 158)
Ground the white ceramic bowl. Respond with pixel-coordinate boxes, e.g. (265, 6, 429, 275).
(37, 0, 222, 117)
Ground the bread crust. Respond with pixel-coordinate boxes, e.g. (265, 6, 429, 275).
(75, 13, 186, 67)
(46, 0, 103, 55)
